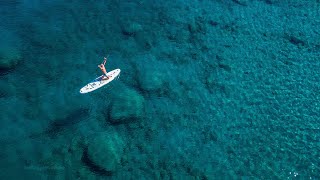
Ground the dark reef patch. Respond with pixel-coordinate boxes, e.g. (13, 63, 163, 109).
(45, 108, 90, 135)
(81, 147, 113, 176)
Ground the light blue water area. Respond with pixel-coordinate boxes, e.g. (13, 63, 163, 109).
(0, 0, 320, 179)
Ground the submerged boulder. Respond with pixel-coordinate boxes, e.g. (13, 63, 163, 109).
(86, 132, 125, 172)
(109, 87, 145, 124)
(121, 22, 142, 37)
(138, 66, 167, 93)
(136, 54, 169, 93)
(0, 28, 22, 70)
(0, 80, 15, 98)
(0, 47, 21, 69)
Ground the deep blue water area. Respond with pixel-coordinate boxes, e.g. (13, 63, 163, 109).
(1, 0, 320, 179)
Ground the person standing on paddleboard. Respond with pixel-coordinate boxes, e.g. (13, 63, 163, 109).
(98, 56, 110, 80)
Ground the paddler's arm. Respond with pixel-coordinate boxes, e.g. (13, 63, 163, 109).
(103, 55, 109, 65)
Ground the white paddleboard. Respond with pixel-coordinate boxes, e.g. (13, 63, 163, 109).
(80, 69, 120, 94)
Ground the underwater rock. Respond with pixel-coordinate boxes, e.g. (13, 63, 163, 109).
(135, 54, 169, 93)
(231, 0, 249, 6)
(86, 132, 124, 173)
(284, 34, 306, 47)
(139, 69, 166, 92)
(261, 0, 278, 4)
(45, 108, 89, 136)
(138, 65, 168, 93)
(205, 73, 216, 89)
(0, 81, 15, 98)
(135, 31, 153, 51)
(121, 22, 142, 37)
(0, 28, 22, 70)
(109, 87, 145, 124)
(205, 73, 228, 96)
(0, 44, 21, 70)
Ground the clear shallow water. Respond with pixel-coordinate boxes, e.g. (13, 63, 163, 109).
(0, 0, 320, 179)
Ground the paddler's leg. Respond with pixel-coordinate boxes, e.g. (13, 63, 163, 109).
(101, 66, 110, 80)
(98, 64, 107, 75)
(101, 66, 108, 75)
(102, 73, 110, 80)
(98, 63, 111, 80)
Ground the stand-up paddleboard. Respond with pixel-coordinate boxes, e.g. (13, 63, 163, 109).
(80, 69, 120, 94)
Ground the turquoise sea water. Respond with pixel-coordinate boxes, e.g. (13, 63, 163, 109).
(1, 0, 320, 179)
